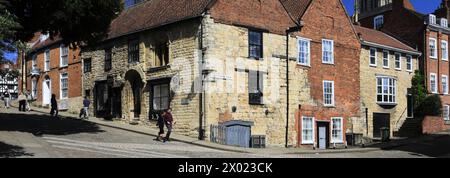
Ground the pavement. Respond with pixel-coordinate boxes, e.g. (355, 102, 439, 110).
(20, 104, 419, 155)
(3, 101, 450, 157)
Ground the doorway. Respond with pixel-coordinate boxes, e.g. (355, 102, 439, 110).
(317, 121, 330, 150)
(42, 78, 51, 106)
(373, 113, 391, 138)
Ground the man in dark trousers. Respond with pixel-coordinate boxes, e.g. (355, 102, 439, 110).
(154, 112, 165, 141)
(162, 108, 174, 143)
(50, 94, 58, 118)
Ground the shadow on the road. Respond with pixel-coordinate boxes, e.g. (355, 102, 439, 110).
(0, 141, 34, 158)
(368, 134, 450, 158)
(0, 112, 105, 136)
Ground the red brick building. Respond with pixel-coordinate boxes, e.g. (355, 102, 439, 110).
(24, 33, 83, 113)
(283, 0, 361, 148)
(356, 0, 450, 133)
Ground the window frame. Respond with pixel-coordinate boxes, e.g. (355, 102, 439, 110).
(331, 117, 344, 144)
(382, 50, 389, 68)
(322, 39, 334, 64)
(84, 58, 92, 73)
(301, 116, 315, 145)
(105, 48, 112, 71)
(430, 38, 438, 59)
(60, 44, 69, 68)
(248, 71, 264, 105)
(44, 50, 51, 72)
(442, 40, 449, 61)
(431, 73, 438, 94)
(443, 75, 449, 95)
(369, 48, 377, 67)
(394, 53, 402, 70)
(406, 55, 413, 72)
(376, 77, 397, 105)
(429, 14, 437, 25)
(374, 15, 384, 29)
(444, 105, 450, 121)
(150, 81, 171, 114)
(248, 30, 263, 59)
(323, 80, 335, 107)
(128, 40, 140, 63)
(60, 73, 69, 99)
(298, 37, 311, 66)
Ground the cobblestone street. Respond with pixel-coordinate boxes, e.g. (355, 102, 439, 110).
(1, 108, 449, 158)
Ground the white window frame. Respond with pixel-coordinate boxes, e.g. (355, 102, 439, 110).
(431, 73, 438, 94)
(429, 14, 437, 25)
(298, 37, 311, 66)
(374, 15, 384, 29)
(331, 117, 344, 144)
(60, 44, 69, 67)
(442, 40, 448, 61)
(442, 18, 448, 28)
(323, 80, 335, 107)
(322, 39, 334, 64)
(369, 48, 377, 67)
(31, 79, 37, 99)
(382, 50, 389, 68)
(44, 50, 50, 72)
(406, 55, 413, 72)
(301, 117, 315, 144)
(430, 38, 438, 59)
(444, 105, 450, 121)
(395, 53, 402, 70)
(376, 77, 397, 104)
(443, 75, 449, 95)
(60, 73, 69, 99)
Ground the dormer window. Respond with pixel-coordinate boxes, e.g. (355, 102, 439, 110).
(374, 15, 384, 30)
(429, 14, 437, 25)
(442, 18, 448, 28)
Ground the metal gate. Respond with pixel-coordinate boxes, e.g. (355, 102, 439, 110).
(210, 121, 254, 148)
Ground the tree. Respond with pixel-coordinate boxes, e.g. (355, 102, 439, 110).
(1, 0, 123, 55)
(411, 70, 427, 109)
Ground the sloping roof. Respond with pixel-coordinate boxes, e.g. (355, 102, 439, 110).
(354, 26, 419, 54)
(107, 0, 211, 40)
(279, 0, 312, 23)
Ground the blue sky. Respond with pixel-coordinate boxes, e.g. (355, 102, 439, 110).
(343, 0, 442, 15)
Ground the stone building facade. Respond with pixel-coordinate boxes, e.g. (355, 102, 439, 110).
(82, 0, 361, 148)
(355, 26, 421, 139)
(24, 33, 83, 114)
(357, 0, 450, 134)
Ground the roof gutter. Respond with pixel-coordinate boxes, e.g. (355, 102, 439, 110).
(361, 41, 422, 56)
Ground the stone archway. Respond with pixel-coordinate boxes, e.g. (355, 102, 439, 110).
(124, 70, 144, 120)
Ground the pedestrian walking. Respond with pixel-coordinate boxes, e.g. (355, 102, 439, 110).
(154, 112, 165, 141)
(79, 97, 90, 119)
(3, 91, 11, 109)
(162, 108, 175, 143)
(18, 92, 26, 112)
(50, 94, 58, 117)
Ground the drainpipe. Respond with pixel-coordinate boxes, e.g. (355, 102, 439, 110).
(199, 16, 206, 140)
(285, 25, 302, 148)
(366, 108, 369, 136)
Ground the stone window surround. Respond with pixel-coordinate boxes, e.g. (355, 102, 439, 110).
(44, 50, 50, 72)
(60, 73, 69, 99)
(248, 30, 263, 59)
